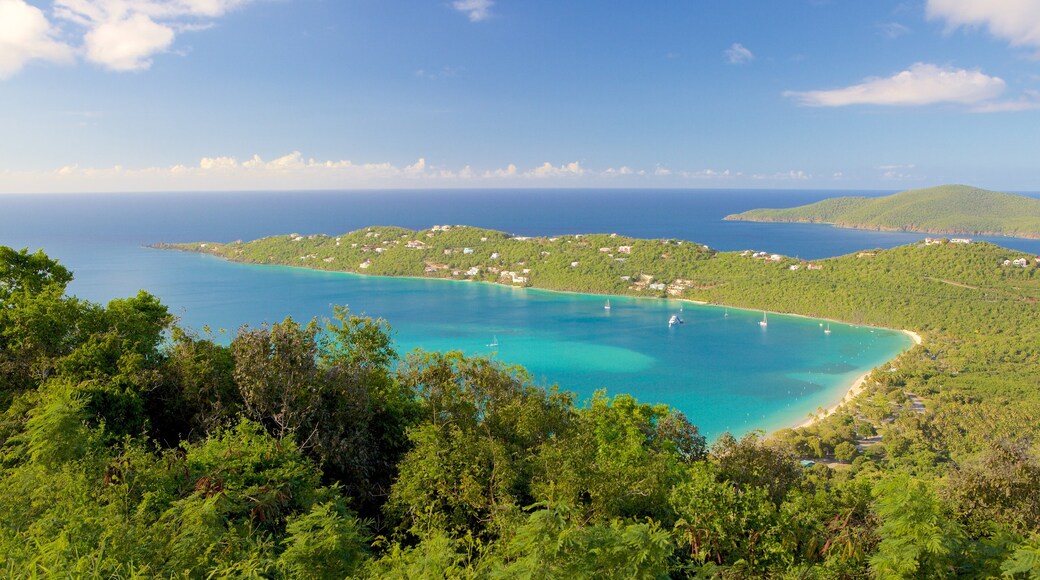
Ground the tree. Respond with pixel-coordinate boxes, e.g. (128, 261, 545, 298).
(834, 441, 858, 463)
(149, 327, 240, 445)
(0, 247, 95, 402)
(231, 312, 414, 516)
(277, 500, 370, 579)
(232, 316, 323, 441)
(870, 474, 963, 578)
(670, 462, 789, 573)
(943, 437, 1040, 536)
(532, 393, 703, 525)
(0, 247, 72, 301)
(710, 431, 800, 506)
(493, 503, 673, 579)
(387, 351, 573, 538)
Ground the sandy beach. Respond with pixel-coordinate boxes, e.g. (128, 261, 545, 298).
(796, 372, 871, 428)
(795, 328, 922, 429)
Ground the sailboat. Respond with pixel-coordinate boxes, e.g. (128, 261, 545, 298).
(488, 335, 499, 347)
(759, 312, 768, 327)
(604, 299, 611, 310)
(824, 323, 831, 335)
(724, 308, 729, 318)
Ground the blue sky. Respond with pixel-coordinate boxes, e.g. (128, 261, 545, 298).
(1, 0, 1039, 192)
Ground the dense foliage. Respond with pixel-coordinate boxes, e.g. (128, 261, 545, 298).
(4, 234, 1040, 577)
(724, 184, 1040, 239)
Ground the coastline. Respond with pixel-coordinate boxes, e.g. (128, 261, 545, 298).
(792, 327, 923, 430)
(794, 372, 870, 429)
(722, 217, 1040, 241)
(156, 245, 923, 435)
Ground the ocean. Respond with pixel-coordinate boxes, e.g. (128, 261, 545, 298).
(3, 189, 1037, 437)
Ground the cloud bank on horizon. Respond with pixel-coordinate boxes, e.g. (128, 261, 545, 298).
(2, 152, 815, 193)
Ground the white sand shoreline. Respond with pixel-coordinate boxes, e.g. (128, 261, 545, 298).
(792, 328, 922, 429)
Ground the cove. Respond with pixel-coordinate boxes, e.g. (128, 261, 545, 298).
(139, 249, 912, 439)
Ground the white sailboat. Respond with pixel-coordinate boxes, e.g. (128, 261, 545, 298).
(759, 312, 768, 327)
(824, 323, 831, 335)
(604, 299, 611, 310)
(488, 335, 499, 347)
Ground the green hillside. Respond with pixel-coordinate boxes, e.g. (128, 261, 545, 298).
(725, 184, 1040, 239)
(6, 234, 1040, 576)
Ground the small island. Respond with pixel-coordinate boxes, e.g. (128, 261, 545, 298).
(724, 184, 1040, 239)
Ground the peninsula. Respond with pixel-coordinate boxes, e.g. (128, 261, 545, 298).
(154, 224, 1038, 334)
(724, 184, 1040, 239)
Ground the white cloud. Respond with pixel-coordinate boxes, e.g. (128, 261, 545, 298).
(785, 63, 1006, 107)
(724, 43, 754, 64)
(452, 0, 492, 22)
(199, 155, 237, 169)
(0, 0, 258, 75)
(752, 170, 810, 181)
(405, 158, 426, 174)
(878, 164, 917, 180)
(878, 22, 910, 38)
(57, 0, 256, 71)
(267, 151, 307, 170)
(927, 0, 1040, 48)
(603, 166, 633, 176)
(54, 0, 253, 23)
(483, 163, 517, 178)
(526, 161, 584, 178)
(782, 170, 810, 180)
(684, 169, 734, 179)
(0, 0, 75, 78)
(0, 154, 840, 193)
(970, 90, 1040, 112)
(83, 13, 175, 70)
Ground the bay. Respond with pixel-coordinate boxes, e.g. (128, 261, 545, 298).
(5, 188, 1029, 437)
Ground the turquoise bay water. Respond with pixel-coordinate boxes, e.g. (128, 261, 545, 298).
(0, 189, 942, 438)
(103, 247, 908, 438)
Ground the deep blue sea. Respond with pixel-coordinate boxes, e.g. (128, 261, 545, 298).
(3, 189, 1038, 437)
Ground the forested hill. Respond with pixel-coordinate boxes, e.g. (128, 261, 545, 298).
(155, 225, 1040, 330)
(724, 184, 1040, 239)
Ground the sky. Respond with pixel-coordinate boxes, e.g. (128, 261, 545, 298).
(1, 0, 1039, 193)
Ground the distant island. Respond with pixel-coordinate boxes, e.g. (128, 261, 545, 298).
(724, 184, 1040, 239)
